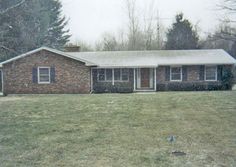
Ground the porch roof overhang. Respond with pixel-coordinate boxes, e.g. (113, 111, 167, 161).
(92, 65, 158, 69)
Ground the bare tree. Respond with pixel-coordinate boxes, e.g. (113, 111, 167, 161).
(218, 0, 236, 41)
(126, 0, 140, 50)
(125, 0, 166, 50)
(220, 0, 236, 15)
(95, 0, 166, 51)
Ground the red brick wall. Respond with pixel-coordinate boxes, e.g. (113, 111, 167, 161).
(156, 65, 234, 91)
(3, 50, 91, 94)
(156, 65, 232, 83)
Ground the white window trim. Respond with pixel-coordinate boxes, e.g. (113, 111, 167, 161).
(170, 66, 182, 82)
(114, 68, 129, 82)
(114, 69, 122, 81)
(204, 65, 217, 81)
(98, 68, 129, 83)
(97, 69, 105, 82)
(97, 69, 112, 82)
(105, 69, 112, 81)
(38, 67, 51, 84)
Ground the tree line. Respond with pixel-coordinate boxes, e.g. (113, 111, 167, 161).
(78, 0, 236, 59)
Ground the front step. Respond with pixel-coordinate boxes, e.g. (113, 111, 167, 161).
(233, 84, 236, 91)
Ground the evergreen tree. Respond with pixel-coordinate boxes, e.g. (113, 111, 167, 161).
(0, 0, 70, 62)
(165, 13, 199, 50)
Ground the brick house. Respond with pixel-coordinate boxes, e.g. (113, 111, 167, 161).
(0, 47, 235, 95)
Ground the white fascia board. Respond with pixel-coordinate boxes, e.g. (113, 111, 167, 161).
(158, 63, 236, 66)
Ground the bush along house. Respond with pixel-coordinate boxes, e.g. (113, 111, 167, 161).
(0, 47, 236, 95)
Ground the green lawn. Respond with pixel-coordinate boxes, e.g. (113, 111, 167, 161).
(0, 92, 236, 167)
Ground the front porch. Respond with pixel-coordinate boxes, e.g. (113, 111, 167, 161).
(91, 67, 157, 93)
(134, 68, 156, 92)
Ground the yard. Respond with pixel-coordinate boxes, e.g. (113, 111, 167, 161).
(0, 92, 236, 167)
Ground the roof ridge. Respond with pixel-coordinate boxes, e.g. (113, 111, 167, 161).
(65, 49, 225, 54)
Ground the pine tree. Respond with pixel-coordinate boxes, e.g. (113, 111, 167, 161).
(165, 13, 199, 50)
(0, 0, 71, 62)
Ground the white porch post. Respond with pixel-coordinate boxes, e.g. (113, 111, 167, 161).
(112, 69, 115, 85)
(0, 69, 3, 94)
(90, 68, 93, 93)
(133, 68, 136, 91)
(154, 67, 157, 91)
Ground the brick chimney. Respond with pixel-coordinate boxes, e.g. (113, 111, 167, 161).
(64, 45, 80, 52)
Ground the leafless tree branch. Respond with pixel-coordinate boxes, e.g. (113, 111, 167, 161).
(0, 0, 26, 15)
(0, 45, 18, 54)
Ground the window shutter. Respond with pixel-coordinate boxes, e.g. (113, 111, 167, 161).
(165, 66, 170, 81)
(32, 68, 38, 83)
(50, 67, 56, 83)
(217, 65, 222, 81)
(182, 66, 187, 81)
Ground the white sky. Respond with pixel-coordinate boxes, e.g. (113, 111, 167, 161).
(61, 0, 224, 44)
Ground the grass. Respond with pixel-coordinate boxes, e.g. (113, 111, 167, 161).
(0, 92, 236, 167)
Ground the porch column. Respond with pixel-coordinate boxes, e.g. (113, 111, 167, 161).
(112, 69, 115, 85)
(133, 68, 136, 91)
(0, 69, 3, 94)
(90, 68, 93, 93)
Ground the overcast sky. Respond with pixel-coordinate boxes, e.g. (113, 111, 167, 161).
(61, 0, 224, 44)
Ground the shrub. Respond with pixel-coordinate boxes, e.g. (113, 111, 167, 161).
(93, 83, 133, 93)
(221, 69, 234, 90)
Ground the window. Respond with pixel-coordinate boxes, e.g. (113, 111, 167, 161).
(38, 67, 50, 84)
(205, 66, 217, 81)
(105, 69, 112, 81)
(170, 67, 182, 81)
(98, 69, 112, 81)
(121, 69, 129, 81)
(114, 69, 121, 81)
(114, 69, 129, 81)
(97, 69, 105, 81)
(98, 68, 129, 82)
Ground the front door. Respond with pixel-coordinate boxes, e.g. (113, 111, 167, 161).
(136, 68, 155, 91)
(141, 68, 150, 88)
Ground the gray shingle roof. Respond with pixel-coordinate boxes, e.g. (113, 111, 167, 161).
(0, 47, 235, 68)
(67, 49, 236, 67)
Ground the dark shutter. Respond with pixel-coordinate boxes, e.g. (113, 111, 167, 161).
(217, 65, 222, 81)
(199, 65, 205, 81)
(50, 67, 56, 83)
(32, 68, 38, 83)
(165, 66, 170, 81)
(182, 66, 188, 81)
